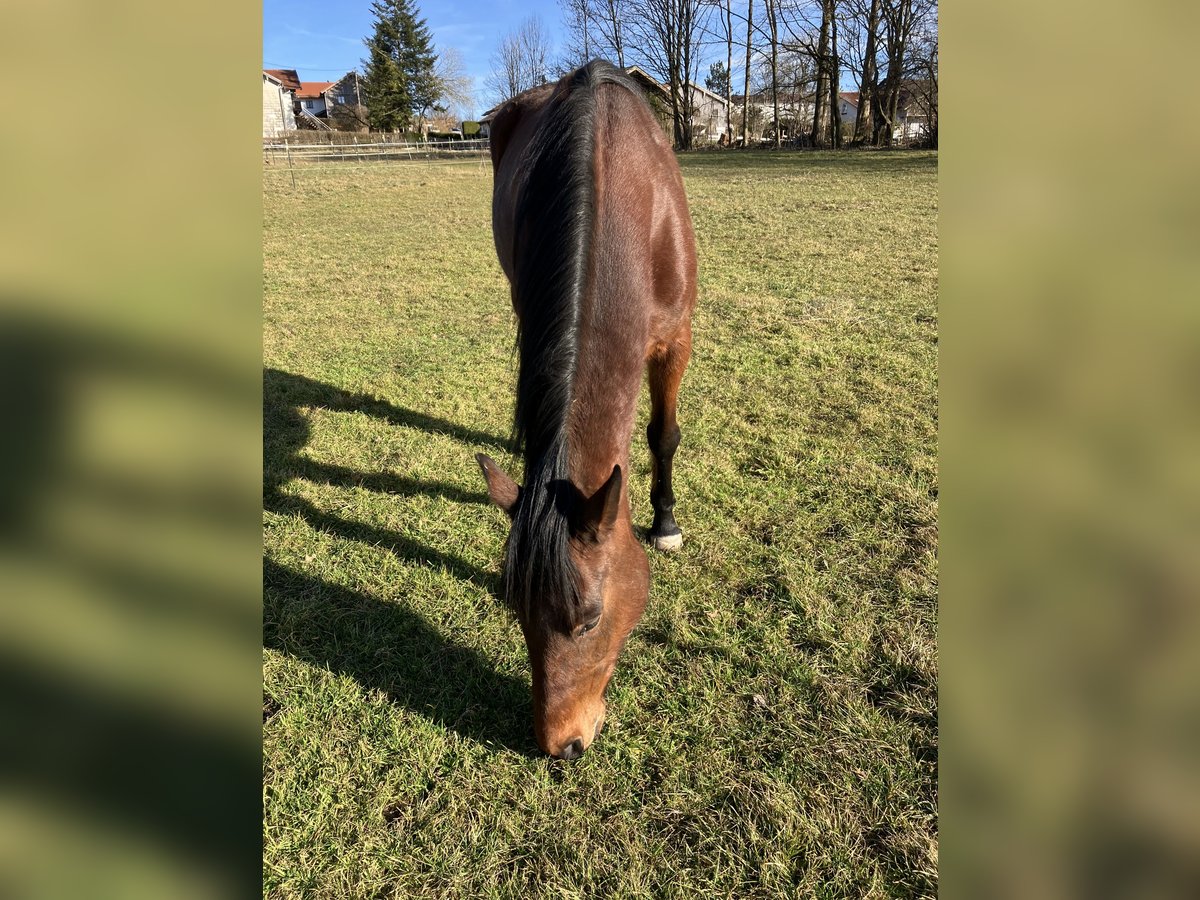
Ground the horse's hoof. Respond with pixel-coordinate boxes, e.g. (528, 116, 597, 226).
(650, 531, 683, 552)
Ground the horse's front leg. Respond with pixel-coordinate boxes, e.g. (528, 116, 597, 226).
(646, 327, 692, 552)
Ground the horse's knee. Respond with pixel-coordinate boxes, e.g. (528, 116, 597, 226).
(647, 421, 681, 459)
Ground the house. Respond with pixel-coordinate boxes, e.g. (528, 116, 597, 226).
(293, 73, 366, 130)
(838, 91, 859, 122)
(732, 84, 936, 144)
(325, 72, 367, 131)
(623, 66, 730, 144)
(326, 72, 364, 110)
(296, 81, 336, 118)
(893, 81, 936, 142)
(733, 89, 813, 143)
(263, 71, 296, 138)
(265, 68, 302, 94)
(838, 83, 936, 142)
(684, 80, 732, 143)
(478, 104, 499, 138)
(481, 68, 731, 145)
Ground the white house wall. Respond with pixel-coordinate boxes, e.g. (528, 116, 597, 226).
(299, 96, 327, 117)
(263, 77, 296, 137)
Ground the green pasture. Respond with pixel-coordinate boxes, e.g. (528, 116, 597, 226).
(264, 150, 938, 898)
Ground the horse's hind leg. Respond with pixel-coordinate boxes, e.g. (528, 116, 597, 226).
(646, 326, 692, 552)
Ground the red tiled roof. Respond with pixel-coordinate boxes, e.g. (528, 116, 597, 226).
(265, 69, 302, 92)
(296, 81, 335, 99)
(839, 91, 860, 106)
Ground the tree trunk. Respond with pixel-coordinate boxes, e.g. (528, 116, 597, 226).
(855, 0, 881, 144)
(724, 0, 733, 142)
(871, 68, 889, 145)
(668, 63, 682, 149)
(583, 2, 590, 59)
(767, 0, 780, 148)
(874, 0, 912, 146)
(671, 1, 684, 148)
(741, 0, 754, 146)
(680, 0, 694, 149)
(829, 0, 841, 148)
(810, 0, 830, 146)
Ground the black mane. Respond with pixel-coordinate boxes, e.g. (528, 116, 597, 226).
(503, 60, 640, 627)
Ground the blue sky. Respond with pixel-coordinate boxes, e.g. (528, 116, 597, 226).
(264, 1, 850, 120)
(263, 0, 569, 118)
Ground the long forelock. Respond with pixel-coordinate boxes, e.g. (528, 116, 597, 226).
(503, 441, 581, 629)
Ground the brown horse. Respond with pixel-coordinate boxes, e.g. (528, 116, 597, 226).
(475, 60, 697, 760)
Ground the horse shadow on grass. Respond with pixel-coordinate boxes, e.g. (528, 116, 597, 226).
(263, 367, 537, 755)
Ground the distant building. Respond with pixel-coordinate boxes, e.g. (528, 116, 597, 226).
(326, 72, 364, 110)
(732, 88, 813, 143)
(733, 84, 934, 144)
(265, 68, 302, 94)
(296, 81, 336, 118)
(479, 68, 732, 145)
(293, 73, 365, 130)
(263, 71, 296, 138)
(840, 84, 936, 142)
(839, 91, 859, 122)
(623, 66, 730, 144)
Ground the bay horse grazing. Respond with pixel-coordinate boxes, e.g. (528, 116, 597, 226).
(475, 60, 697, 760)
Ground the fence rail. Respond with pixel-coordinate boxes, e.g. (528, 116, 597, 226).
(263, 137, 489, 167)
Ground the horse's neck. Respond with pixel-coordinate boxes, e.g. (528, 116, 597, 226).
(564, 315, 645, 499)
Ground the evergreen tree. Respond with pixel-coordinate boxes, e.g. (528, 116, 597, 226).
(705, 62, 730, 98)
(363, 45, 408, 131)
(397, 1, 439, 126)
(361, 0, 438, 133)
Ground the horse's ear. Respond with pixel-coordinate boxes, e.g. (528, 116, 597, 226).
(489, 98, 520, 168)
(476, 453, 521, 517)
(576, 465, 622, 543)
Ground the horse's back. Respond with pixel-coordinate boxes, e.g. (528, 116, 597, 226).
(591, 79, 697, 338)
(489, 64, 696, 337)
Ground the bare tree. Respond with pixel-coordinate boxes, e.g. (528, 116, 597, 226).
(626, 0, 710, 149)
(809, 0, 830, 145)
(873, 0, 929, 145)
(433, 46, 475, 120)
(764, 0, 781, 147)
(741, 0, 754, 145)
(595, 0, 628, 68)
(775, 46, 816, 139)
(486, 15, 554, 103)
(828, 0, 842, 147)
(559, 0, 595, 70)
(723, 0, 734, 141)
(851, 0, 882, 143)
(488, 32, 523, 102)
(904, 0, 937, 145)
(329, 101, 370, 132)
(705, 0, 736, 142)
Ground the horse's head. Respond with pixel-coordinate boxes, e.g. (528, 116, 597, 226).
(477, 453, 649, 759)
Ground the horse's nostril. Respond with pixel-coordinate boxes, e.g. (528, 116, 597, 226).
(559, 738, 585, 761)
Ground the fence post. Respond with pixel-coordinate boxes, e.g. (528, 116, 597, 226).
(283, 136, 296, 190)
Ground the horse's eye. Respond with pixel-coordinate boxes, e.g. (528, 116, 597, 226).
(579, 615, 601, 636)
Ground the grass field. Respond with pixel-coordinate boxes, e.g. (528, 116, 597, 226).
(263, 150, 938, 899)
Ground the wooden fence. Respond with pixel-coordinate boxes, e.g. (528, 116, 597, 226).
(263, 137, 489, 167)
